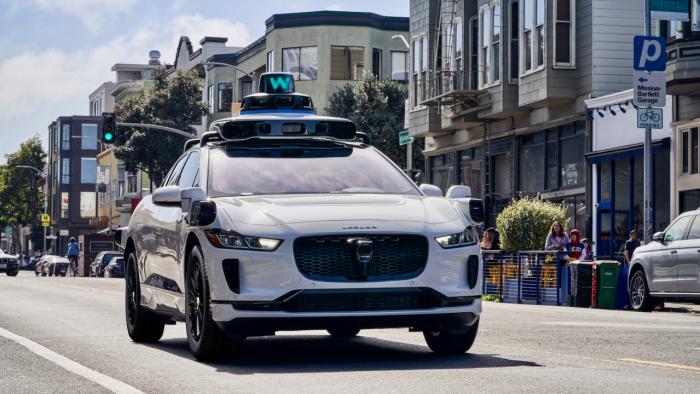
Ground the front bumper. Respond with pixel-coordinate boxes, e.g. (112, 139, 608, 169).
(0, 261, 19, 273)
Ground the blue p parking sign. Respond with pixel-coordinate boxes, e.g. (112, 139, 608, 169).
(633, 36, 666, 71)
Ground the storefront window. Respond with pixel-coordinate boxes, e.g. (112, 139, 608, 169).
(518, 133, 545, 193)
(654, 150, 670, 231)
(681, 189, 700, 214)
(560, 128, 585, 187)
(459, 148, 482, 198)
(430, 154, 455, 194)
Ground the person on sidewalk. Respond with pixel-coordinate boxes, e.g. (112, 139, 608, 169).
(480, 228, 500, 250)
(623, 229, 640, 267)
(581, 238, 594, 261)
(566, 229, 584, 260)
(545, 221, 570, 265)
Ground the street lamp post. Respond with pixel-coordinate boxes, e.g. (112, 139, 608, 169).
(392, 35, 413, 174)
(201, 61, 257, 94)
(14, 165, 48, 254)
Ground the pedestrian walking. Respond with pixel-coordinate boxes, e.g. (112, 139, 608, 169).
(480, 228, 500, 250)
(623, 229, 640, 267)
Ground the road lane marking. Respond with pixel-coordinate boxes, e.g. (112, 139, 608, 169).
(0, 326, 143, 394)
(619, 358, 700, 373)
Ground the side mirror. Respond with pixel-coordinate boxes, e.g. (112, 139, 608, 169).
(653, 231, 665, 243)
(152, 186, 181, 205)
(180, 187, 206, 214)
(446, 185, 472, 199)
(420, 184, 443, 197)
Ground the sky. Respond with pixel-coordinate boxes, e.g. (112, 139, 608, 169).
(0, 0, 408, 163)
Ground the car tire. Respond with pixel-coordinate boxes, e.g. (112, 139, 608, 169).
(423, 318, 479, 355)
(35, 271, 39, 276)
(125, 253, 164, 343)
(7, 271, 18, 277)
(327, 327, 360, 338)
(630, 270, 654, 312)
(186, 246, 240, 361)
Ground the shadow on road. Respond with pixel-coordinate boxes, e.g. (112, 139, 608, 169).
(144, 334, 541, 374)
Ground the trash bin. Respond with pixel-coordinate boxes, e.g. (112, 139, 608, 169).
(616, 265, 630, 309)
(569, 261, 593, 307)
(596, 261, 620, 309)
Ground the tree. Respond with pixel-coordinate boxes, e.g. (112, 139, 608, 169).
(496, 196, 569, 253)
(0, 136, 47, 252)
(326, 74, 424, 172)
(114, 69, 208, 186)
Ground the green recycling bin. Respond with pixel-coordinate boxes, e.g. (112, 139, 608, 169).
(596, 261, 620, 309)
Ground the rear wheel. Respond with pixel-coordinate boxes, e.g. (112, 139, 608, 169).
(327, 327, 360, 338)
(7, 271, 18, 277)
(125, 253, 164, 342)
(186, 246, 240, 361)
(423, 319, 479, 355)
(630, 270, 654, 312)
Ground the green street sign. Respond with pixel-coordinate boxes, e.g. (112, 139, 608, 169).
(3, 226, 11, 236)
(651, 0, 689, 21)
(399, 130, 414, 146)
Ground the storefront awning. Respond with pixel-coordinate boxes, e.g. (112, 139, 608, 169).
(585, 138, 670, 164)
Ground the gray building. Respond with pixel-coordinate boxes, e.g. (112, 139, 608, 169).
(46, 116, 103, 255)
(409, 0, 648, 235)
(203, 11, 410, 127)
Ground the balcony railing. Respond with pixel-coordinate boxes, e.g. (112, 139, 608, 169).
(419, 68, 487, 109)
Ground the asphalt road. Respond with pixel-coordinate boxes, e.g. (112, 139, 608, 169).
(0, 271, 699, 393)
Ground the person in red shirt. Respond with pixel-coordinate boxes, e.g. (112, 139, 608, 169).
(566, 229, 584, 260)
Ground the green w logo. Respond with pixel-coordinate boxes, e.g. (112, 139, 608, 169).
(269, 76, 290, 90)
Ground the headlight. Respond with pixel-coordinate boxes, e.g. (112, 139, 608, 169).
(206, 230, 282, 251)
(435, 226, 478, 249)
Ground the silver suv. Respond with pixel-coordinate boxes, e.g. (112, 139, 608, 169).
(629, 210, 700, 311)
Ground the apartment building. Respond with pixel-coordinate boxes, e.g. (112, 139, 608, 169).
(202, 11, 410, 126)
(408, 0, 651, 239)
(46, 116, 103, 255)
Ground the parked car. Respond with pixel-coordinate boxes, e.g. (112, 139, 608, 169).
(35, 255, 50, 276)
(0, 251, 19, 276)
(46, 256, 70, 277)
(90, 251, 123, 277)
(629, 210, 700, 311)
(104, 257, 125, 278)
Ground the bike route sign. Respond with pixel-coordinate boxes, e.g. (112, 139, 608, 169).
(633, 70, 666, 108)
(637, 107, 663, 130)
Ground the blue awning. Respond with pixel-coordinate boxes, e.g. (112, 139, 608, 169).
(585, 138, 670, 164)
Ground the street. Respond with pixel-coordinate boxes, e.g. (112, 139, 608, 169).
(0, 272, 698, 393)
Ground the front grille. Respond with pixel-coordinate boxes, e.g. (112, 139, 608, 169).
(293, 234, 428, 281)
(283, 289, 440, 312)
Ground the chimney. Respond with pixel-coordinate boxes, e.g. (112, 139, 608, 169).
(199, 36, 228, 47)
(148, 50, 161, 65)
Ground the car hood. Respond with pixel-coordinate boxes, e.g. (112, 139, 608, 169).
(215, 194, 462, 226)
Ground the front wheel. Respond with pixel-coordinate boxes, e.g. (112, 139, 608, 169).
(7, 271, 18, 277)
(630, 270, 654, 312)
(186, 247, 240, 361)
(125, 253, 164, 342)
(423, 319, 479, 355)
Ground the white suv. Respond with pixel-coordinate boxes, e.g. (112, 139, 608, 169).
(120, 109, 484, 361)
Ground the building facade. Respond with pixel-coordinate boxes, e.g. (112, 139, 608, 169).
(203, 11, 410, 127)
(46, 116, 103, 255)
(408, 0, 649, 239)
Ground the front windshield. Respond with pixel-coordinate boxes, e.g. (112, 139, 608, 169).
(208, 144, 420, 197)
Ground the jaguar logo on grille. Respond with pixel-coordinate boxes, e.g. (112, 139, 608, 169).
(348, 238, 373, 280)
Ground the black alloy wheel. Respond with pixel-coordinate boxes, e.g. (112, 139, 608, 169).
(124, 253, 164, 342)
(187, 262, 205, 342)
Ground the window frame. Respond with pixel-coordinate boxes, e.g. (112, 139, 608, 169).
(217, 82, 233, 113)
(61, 158, 70, 184)
(81, 123, 97, 150)
(479, 2, 502, 89)
(553, 0, 576, 69)
(80, 157, 97, 184)
(330, 45, 365, 81)
(372, 48, 382, 79)
(207, 84, 214, 114)
(266, 50, 274, 72)
(281, 46, 318, 81)
(509, 0, 520, 83)
(680, 125, 700, 175)
(391, 50, 408, 82)
(61, 124, 71, 150)
(520, 0, 546, 77)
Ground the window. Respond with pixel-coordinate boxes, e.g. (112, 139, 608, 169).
(665, 216, 692, 242)
(331, 46, 364, 80)
(687, 216, 700, 240)
(372, 48, 382, 78)
(480, 2, 501, 87)
(62, 124, 71, 150)
(430, 153, 456, 194)
(80, 192, 96, 218)
(164, 153, 189, 186)
(117, 167, 125, 197)
(177, 151, 200, 188)
(266, 50, 274, 72)
(518, 133, 545, 193)
(282, 47, 318, 80)
(217, 83, 233, 112)
(683, 130, 689, 173)
(422, 35, 429, 71)
(510, 0, 520, 81)
(470, 18, 479, 90)
(554, 0, 575, 67)
(81, 158, 97, 184)
(454, 19, 464, 89)
(207, 84, 214, 113)
(81, 123, 97, 150)
(61, 158, 70, 184)
(391, 51, 408, 81)
(61, 192, 69, 218)
(412, 39, 420, 106)
(521, 0, 545, 74)
(413, 39, 420, 74)
(682, 127, 700, 175)
(459, 148, 482, 199)
(127, 172, 138, 194)
(681, 189, 700, 213)
(694, 128, 699, 174)
(240, 80, 252, 101)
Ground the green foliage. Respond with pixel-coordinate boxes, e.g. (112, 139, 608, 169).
(482, 294, 500, 302)
(495, 196, 569, 252)
(326, 73, 424, 172)
(114, 69, 208, 186)
(0, 136, 47, 251)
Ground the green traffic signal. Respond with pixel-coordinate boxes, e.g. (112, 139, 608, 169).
(104, 132, 114, 142)
(102, 112, 116, 143)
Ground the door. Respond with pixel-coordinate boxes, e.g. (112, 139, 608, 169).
(651, 216, 692, 292)
(676, 214, 700, 293)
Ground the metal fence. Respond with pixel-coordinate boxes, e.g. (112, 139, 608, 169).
(482, 251, 569, 306)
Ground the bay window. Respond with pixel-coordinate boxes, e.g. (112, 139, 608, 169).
(454, 19, 463, 89)
(510, 0, 519, 82)
(479, 2, 501, 87)
(554, 0, 575, 67)
(521, 0, 544, 74)
(391, 51, 408, 81)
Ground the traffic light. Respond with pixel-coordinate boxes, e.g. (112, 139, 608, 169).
(101, 112, 116, 143)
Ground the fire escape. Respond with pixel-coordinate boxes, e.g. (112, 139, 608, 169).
(421, 0, 490, 120)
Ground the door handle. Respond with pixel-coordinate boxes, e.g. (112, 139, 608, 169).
(670, 250, 678, 255)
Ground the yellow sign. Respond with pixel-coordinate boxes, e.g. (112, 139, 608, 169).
(41, 213, 50, 227)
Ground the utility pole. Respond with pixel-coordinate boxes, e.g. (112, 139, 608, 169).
(643, 0, 653, 243)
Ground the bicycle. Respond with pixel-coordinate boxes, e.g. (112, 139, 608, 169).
(639, 109, 660, 123)
(68, 256, 79, 277)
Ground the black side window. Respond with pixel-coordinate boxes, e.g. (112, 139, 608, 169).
(177, 150, 200, 188)
(164, 153, 190, 186)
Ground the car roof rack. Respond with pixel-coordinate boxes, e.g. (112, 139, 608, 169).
(200, 131, 223, 146)
(184, 138, 200, 152)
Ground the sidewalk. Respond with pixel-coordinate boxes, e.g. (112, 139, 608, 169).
(664, 302, 700, 315)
